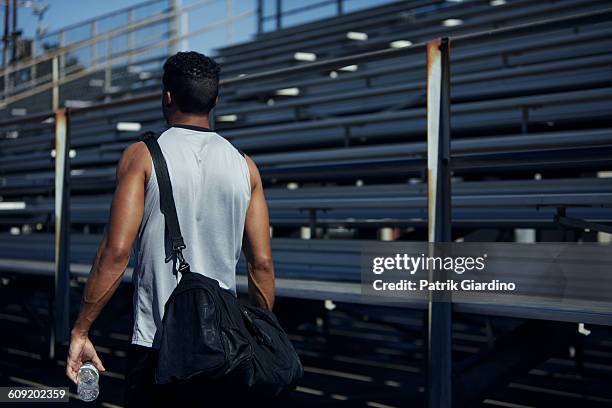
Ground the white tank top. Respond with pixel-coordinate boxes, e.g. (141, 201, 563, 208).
(131, 125, 251, 348)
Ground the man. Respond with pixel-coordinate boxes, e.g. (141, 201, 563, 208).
(65, 51, 275, 406)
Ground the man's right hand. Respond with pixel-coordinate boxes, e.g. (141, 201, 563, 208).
(66, 332, 106, 384)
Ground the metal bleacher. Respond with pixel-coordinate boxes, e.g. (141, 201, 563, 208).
(0, 0, 611, 309)
(1, 0, 612, 406)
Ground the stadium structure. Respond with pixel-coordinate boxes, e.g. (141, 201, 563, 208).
(0, 0, 611, 407)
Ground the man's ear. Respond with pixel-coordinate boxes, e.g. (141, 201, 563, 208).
(163, 90, 172, 107)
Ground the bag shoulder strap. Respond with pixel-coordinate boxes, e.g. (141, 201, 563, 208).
(141, 131, 190, 274)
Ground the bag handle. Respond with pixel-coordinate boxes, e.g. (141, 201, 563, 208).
(142, 132, 190, 274)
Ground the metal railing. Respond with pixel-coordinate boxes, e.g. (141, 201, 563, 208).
(34, 0, 169, 57)
(256, 0, 401, 33)
(0, 0, 255, 111)
(1, 0, 173, 104)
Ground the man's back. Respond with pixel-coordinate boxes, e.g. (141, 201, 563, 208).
(131, 125, 251, 348)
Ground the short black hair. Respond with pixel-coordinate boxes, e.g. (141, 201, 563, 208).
(162, 51, 221, 114)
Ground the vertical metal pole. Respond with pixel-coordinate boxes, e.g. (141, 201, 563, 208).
(337, 0, 343, 15)
(169, 0, 187, 53)
(426, 37, 452, 408)
(11, 0, 17, 63)
(91, 21, 97, 66)
(2, 0, 9, 68)
(59, 30, 65, 79)
(209, 107, 216, 130)
(276, 0, 282, 30)
(256, 0, 263, 34)
(52, 56, 59, 110)
(104, 37, 112, 96)
(53, 108, 71, 358)
(226, 0, 234, 44)
(127, 8, 134, 65)
(30, 61, 36, 88)
(308, 209, 317, 239)
(181, 8, 189, 51)
(3, 0, 10, 97)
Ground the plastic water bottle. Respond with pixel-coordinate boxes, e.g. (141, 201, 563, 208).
(77, 362, 99, 402)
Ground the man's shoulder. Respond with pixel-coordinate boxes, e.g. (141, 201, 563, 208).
(123, 140, 150, 161)
(117, 140, 151, 177)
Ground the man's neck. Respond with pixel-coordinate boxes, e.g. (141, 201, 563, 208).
(168, 113, 211, 129)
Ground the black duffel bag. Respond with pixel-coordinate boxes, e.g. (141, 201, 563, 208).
(142, 133, 303, 396)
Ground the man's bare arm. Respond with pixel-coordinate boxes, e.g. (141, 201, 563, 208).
(66, 142, 149, 383)
(71, 142, 148, 336)
(242, 155, 275, 310)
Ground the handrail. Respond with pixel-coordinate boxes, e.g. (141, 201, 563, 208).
(1, 10, 171, 77)
(0, 0, 220, 79)
(0, 9, 255, 109)
(39, 0, 166, 40)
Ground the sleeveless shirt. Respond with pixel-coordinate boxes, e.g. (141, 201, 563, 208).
(131, 125, 251, 348)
